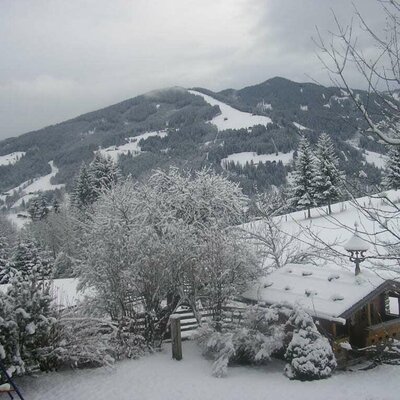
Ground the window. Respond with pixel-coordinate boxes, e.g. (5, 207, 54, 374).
(387, 296, 400, 316)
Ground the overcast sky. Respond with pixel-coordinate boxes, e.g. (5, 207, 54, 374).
(0, 0, 386, 140)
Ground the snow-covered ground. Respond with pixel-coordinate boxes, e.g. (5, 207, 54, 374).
(188, 90, 272, 131)
(11, 161, 64, 208)
(221, 151, 294, 168)
(17, 340, 400, 400)
(363, 149, 388, 169)
(0, 151, 25, 166)
(245, 189, 400, 272)
(98, 130, 168, 162)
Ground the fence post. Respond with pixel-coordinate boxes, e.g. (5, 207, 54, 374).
(170, 314, 182, 361)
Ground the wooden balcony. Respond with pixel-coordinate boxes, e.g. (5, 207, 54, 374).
(365, 318, 400, 346)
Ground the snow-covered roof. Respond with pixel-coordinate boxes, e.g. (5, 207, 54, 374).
(242, 263, 398, 323)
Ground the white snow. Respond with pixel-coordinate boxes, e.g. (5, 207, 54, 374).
(300, 105, 308, 111)
(0, 151, 25, 166)
(11, 161, 64, 208)
(188, 90, 272, 131)
(323, 103, 331, 108)
(221, 151, 294, 168)
(98, 130, 168, 162)
(293, 122, 309, 131)
(0, 278, 88, 309)
(17, 341, 400, 400)
(242, 263, 388, 322)
(363, 150, 388, 169)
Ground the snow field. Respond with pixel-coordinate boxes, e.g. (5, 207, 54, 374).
(188, 90, 272, 131)
(11, 161, 64, 208)
(98, 130, 168, 162)
(17, 341, 400, 400)
(0, 151, 25, 166)
(221, 151, 294, 168)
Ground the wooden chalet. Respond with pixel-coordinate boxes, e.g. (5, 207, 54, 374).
(241, 263, 400, 350)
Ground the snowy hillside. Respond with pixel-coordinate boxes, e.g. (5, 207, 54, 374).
(188, 90, 272, 131)
(98, 130, 168, 162)
(221, 151, 294, 168)
(245, 190, 400, 272)
(11, 161, 64, 208)
(0, 151, 25, 166)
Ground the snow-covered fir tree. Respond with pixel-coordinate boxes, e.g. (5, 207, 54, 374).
(290, 137, 317, 218)
(71, 163, 97, 210)
(89, 153, 120, 193)
(1, 240, 53, 284)
(285, 307, 336, 380)
(72, 155, 120, 211)
(383, 146, 400, 189)
(5, 265, 55, 373)
(0, 236, 9, 284)
(28, 197, 49, 221)
(313, 133, 343, 214)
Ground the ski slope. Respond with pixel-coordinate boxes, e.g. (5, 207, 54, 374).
(188, 90, 272, 131)
(221, 151, 294, 168)
(98, 130, 168, 162)
(0, 151, 25, 166)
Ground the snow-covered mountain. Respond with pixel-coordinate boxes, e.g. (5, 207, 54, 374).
(0, 77, 389, 208)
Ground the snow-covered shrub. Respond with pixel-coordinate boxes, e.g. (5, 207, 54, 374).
(39, 311, 147, 369)
(197, 304, 336, 380)
(195, 305, 289, 377)
(284, 307, 336, 380)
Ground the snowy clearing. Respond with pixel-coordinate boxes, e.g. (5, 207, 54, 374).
(0, 151, 25, 166)
(188, 90, 272, 131)
(300, 105, 308, 111)
(363, 149, 388, 169)
(221, 151, 294, 168)
(11, 161, 64, 208)
(98, 130, 168, 162)
(17, 341, 400, 400)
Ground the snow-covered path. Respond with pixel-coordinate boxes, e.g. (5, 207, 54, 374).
(18, 341, 400, 400)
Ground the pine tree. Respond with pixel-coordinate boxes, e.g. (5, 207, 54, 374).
(290, 137, 317, 218)
(71, 163, 96, 210)
(313, 133, 343, 214)
(89, 153, 120, 193)
(52, 198, 60, 213)
(384, 146, 400, 189)
(1, 241, 53, 283)
(6, 264, 55, 373)
(0, 236, 9, 284)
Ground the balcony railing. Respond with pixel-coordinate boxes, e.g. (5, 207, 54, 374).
(365, 318, 400, 346)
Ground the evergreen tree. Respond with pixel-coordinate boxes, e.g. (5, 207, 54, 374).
(71, 163, 96, 210)
(89, 153, 120, 193)
(290, 137, 317, 218)
(313, 133, 343, 214)
(0, 236, 9, 284)
(28, 199, 40, 221)
(6, 264, 55, 373)
(1, 241, 53, 284)
(383, 146, 400, 189)
(52, 198, 60, 213)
